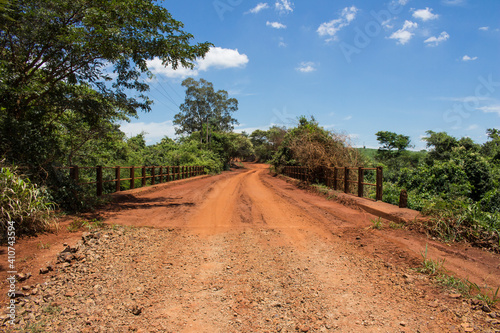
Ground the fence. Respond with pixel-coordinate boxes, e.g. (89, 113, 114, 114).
(282, 166, 383, 201)
(58, 165, 205, 196)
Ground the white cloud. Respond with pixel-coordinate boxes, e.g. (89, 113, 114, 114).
(479, 26, 489, 31)
(275, 0, 293, 14)
(413, 7, 439, 21)
(197, 47, 249, 71)
(120, 120, 177, 144)
(266, 21, 287, 29)
(296, 62, 318, 73)
(478, 105, 500, 116)
(424, 31, 449, 46)
(147, 47, 248, 79)
(462, 55, 478, 61)
(466, 124, 479, 131)
(317, 6, 358, 41)
(389, 20, 418, 45)
(147, 59, 198, 79)
(247, 3, 270, 14)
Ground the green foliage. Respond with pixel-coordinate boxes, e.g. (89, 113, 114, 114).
(0, 166, 56, 240)
(378, 129, 500, 251)
(0, 0, 211, 212)
(250, 126, 287, 162)
(375, 130, 413, 160)
(174, 78, 239, 143)
(418, 244, 445, 275)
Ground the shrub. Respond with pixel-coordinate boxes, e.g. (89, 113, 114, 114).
(0, 166, 56, 240)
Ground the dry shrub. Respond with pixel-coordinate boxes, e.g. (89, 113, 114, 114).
(272, 116, 361, 182)
(288, 129, 361, 169)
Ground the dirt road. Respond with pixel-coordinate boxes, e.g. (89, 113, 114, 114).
(3, 163, 500, 332)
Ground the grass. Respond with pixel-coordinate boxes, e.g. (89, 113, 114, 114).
(36, 242, 51, 250)
(418, 244, 500, 308)
(42, 304, 61, 315)
(389, 222, 404, 229)
(371, 217, 383, 230)
(0, 165, 57, 241)
(67, 218, 105, 232)
(25, 322, 46, 333)
(418, 244, 445, 275)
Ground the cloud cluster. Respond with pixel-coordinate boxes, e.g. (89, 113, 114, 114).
(462, 55, 478, 61)
(247, 3, 269, 14)
(412, 7, 439, 21)
(424, 31, 449, 46)
(296, 62, 318, 73)
(275, 0, 294, 14)
(317, 6, 358, 41)
(389, 20, 418, 45)
(147, 47, 249, 79)
(266, 21, 286, 29)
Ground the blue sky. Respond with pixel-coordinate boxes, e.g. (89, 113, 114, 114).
(120, 0, 500, 150)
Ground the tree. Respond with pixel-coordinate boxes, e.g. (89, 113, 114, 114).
(375, 131, 413, 160)
(482, 128, 500, 161)
(0, 0, 211, 169)
(423, 131, 458, 162)
(174, 78, 239, 144)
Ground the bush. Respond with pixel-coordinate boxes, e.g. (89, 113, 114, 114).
(0, 166, 56, 240)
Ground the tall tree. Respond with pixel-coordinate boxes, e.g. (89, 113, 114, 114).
(375, 131, 413, 160)
(423, 130, 458, 161)
(174, 78, 238, 144)
(0, 0, 211, 168)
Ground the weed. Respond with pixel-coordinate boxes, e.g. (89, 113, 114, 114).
(25, 322, 46, 333)
(43, 304, 61, 315)
(418, 244, 445, 275)
(0, 165, 57, 240)
(389, 222, 403, 229)
(20, 255, 34, 263)
(67, 218, 105, 232)
(436, 274, 472, 296)
(476, 286, 500, 307)
(36, 242, 51, 250)
(371, 217, 383, 230)
(67, 219, 84, 232)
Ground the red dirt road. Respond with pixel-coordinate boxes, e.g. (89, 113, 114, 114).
(2, 163, 500, 332)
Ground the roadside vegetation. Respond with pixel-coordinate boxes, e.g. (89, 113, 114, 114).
(360, 129, 500, 252)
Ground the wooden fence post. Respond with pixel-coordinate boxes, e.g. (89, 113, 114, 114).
(115, 166, 121, 192)
(142, 166, 146, 187)
(344, 167, 349, 194)
(151, 166, 155, 185)
(166, 166, 170, 182)
(96, 166, 103, 197)
(130, 166, 135, 189)
(70, 165, 79, 183)
(159, 166, 163, 183)
(333, 167, 338, 191)
(358, 167, 364, 198)
(376, 166, 383, 201)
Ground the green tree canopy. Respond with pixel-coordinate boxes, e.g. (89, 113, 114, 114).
(423, 130, 459, 161)
(0, 0, 211, 169)
(174, 78, 239, 144)
(375, 131, 413, 160)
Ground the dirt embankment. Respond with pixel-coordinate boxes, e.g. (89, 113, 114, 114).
(1, 163, 499, 332)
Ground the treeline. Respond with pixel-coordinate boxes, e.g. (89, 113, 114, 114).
(363, 129, 500, 251)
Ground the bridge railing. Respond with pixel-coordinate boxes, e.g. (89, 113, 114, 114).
(56, 165, 205, 196)
(282, 166, 383, 201)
